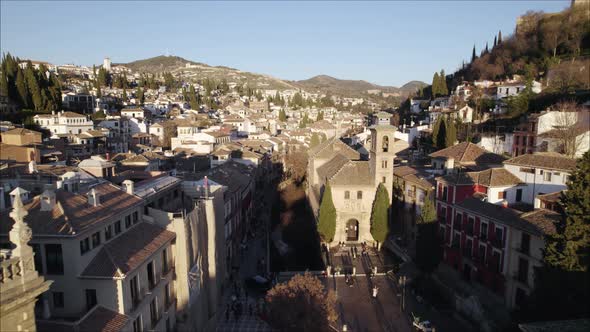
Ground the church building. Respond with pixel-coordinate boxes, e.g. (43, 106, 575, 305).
(308, 125, 408, 244)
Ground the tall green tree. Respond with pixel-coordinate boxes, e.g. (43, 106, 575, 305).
(471, 44, 477, 63)
(415, 193, 441, 274)
(318, 184, 337, 243)
(431, 72, 441, 98)
(445, 118, 457, 147)
(370, 183, 390, 245)
(15, 68, 29, 108)
(439, 69, 448, 96)
(497, 30, 502, 44)
(279, 109, 287, 122)
(520, 152, 590, 321)
(316, 111, 324, 121)
(136, 87, 145, 105)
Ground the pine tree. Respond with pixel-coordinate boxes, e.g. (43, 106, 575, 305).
(471, 44, 477, 63)
(445, 118, 457, 147)
(415, 193, 441, 274)
(370, 183, 390, 245)
(318, 183, 337, 243)
(520, 152, 590, 321)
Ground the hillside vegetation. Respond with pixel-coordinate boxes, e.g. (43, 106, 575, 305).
(450, 5, 589, 92)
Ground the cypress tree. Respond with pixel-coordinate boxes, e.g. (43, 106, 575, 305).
(440, 70, 448, 96)
(318, 183, 337, 243)
(435, 117, 447, 149)
(493, 36, 497, 48)
(471, 44, 477, 63)
(498, 30, 502, 44)
(316, 111, 324, 121)
(445, 118, 457, 147)
(484, 42, 489, 54)
(370, 183, 390, 245)
(431, 116, 441, 148)
(15, 68, 29, 108)
(279, 109, 287, 122)
(521, 152, 590, 321)
(432, 72, 440, 97)
(122, 88, 127, 101)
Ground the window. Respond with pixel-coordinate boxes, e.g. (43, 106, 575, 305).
(130, 275, 140, 307)
(91, 232, 101, 247)
(133, 211, 139, 224)
(382, 177, 386, 184)
(440, 206, 447, 224)
(114, 221, 122, 235)
(162, 249, 169, 274)
(520, 233, 530, 255)
(382, 136, 389, 152)
(518, 257, 529, 284)
(45, 244, 64, 275)
(516, 189, 523, 202)
(495, 227, 504, 247)
(125, 215, 132, 228)
(454, 213, 462, 231)
(105, 225, 113, 241)
(543, 171, 552, 182)
(150, 298, 159, 327)
(381, 160, 388, 169)
(147, 261, 156, 289)
(492, 250, 502, 273)
(344, 191, 350, 199)
(478, 244, 486, 263)
(133, 315, 143, 332)
(165, 283, 171, 308)
(497, 191, 506, 199)
(53, 292, 64, 308)
(85, 289, 97, 311)
(466, 217, 474, 235)
(480, 222, 488, 241)
(515, 288, 527, 307)
(357, 191, 363, 199)
(31, 243, 43, 274)
(442, 186, 448, 201)
(80, 238, 90, 255)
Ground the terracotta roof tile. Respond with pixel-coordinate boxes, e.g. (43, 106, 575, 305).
(504, 152, 577, 172)
(81, 222, 175, 278)
(0, 183, 143, 236)
(429, 142, 506, 165)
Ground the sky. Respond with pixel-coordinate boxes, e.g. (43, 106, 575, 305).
(1, 0, 571, 87)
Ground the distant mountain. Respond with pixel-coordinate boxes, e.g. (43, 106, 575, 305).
(118, 55, 297, 90)
(294, 75, 426, 97)
(116, 55, 426, 97)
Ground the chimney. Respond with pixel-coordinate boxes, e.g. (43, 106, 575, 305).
(87, 188, 100, 207)
(122, 180, 134, 195)
(40, 190, 56, 211)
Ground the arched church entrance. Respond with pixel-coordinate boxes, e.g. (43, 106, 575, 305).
(346, 219, 359, 242)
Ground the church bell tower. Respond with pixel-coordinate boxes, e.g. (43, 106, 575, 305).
(369, 125, 397, 203)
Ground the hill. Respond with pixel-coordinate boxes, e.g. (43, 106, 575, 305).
(294, 75, 427, 97)
(118, 55, 297, 90)
(449, 4, 589, 92)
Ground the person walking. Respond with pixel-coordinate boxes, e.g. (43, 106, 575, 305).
(372, 285, 379, 298)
